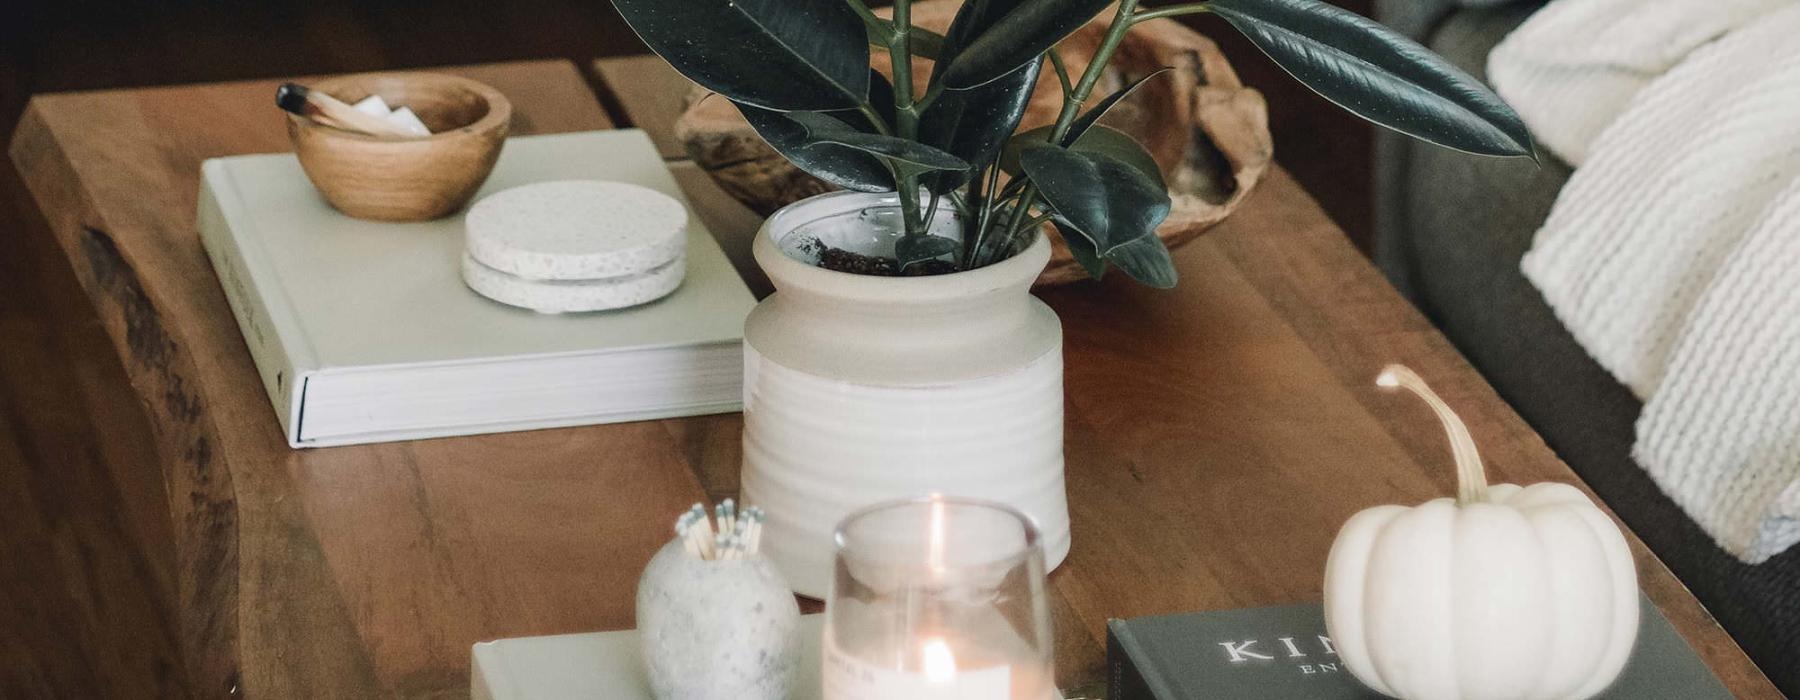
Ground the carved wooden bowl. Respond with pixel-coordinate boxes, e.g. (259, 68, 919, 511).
(289, 72, 512, 222)
(675, 3, 1273, 286)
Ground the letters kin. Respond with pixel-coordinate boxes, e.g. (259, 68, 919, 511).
(1218, 634, 1342, 675)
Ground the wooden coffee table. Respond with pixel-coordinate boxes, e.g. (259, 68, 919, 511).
(5, 58, 1778, 698)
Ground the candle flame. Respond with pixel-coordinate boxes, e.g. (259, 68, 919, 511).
(928, 495, 947, 574)
(922, 637, 957, 684)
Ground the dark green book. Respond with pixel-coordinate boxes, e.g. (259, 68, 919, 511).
(1107, 596, 1731, 699)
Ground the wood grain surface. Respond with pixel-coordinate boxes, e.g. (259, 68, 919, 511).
(7, 60, 712, 698)
(3, 57, 1778, 698)
(1, 159, 189, 697)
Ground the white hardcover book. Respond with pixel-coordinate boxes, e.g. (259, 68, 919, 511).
(198, 130, 757, 447)
(471, 615, 1069, 699)
(471, 615, 825, 700)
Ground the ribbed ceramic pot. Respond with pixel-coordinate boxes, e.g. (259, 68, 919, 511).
(741, 191, 1070, 598)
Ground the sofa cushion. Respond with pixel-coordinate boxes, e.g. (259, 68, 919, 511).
(1374, 4, 1800, 695)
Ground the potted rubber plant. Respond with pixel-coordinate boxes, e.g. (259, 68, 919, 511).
(613, 0, 1532, 595)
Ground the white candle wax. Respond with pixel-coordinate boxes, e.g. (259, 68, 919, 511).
(823, 633, 1052, 700)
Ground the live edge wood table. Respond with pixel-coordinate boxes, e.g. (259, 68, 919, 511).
(5, 58, 1778, 698)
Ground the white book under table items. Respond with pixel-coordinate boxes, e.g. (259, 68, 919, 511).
(198, 130, 757, 447)
(469, 617, 1073, 700)
(470, 616, 827, 700)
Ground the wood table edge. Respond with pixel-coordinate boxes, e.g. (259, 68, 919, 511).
(4, 58, 616, 697)
(9, 100, 245, 697)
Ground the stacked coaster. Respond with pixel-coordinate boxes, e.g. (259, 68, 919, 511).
(462, 180, 688, 314)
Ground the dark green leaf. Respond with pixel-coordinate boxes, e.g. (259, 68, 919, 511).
(1067, 127, 1165, 188)
(1055, 216, 1174, 286)
(732, 71, 898, 192)
(896, 235, 960, 268)
(1003, 125, 1163, 190)
(931, 0, 1026, 72)
(865, 19, 946, 60)
(919, 0, 1042, 191)
(1000, 125, 1052, 175)
(1101, 234, 1178, 288)
(1021, 144, 1177, 288)
(1055, 220, 1107, 280)
(920, 60, 1042, 191)
(785, 112, 971, 172)
(939, 0, 1113, 90)
(1059, 68, 1172, 146)
(1206, 0, 1533, 157)
(737, 104, 894, 192)
(612, 0, 868, 111)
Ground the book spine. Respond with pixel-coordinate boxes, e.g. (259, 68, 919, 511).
(197, 161, 306, 444)
(1107, 620, 1164, 700)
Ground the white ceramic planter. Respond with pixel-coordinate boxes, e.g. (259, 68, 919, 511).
(741, 191, 1070, 598)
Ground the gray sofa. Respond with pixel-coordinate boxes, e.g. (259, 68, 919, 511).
(1371, 1, 1799, 694)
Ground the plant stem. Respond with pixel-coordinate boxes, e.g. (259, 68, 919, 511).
(912, 81, 949, 114)
(964, 170, 994, 267)
(887, 0, 926, 241)
(890, 0, 914, 125)
(856, 103, 893, 136)
(967, 50, 1063, 267)
(844, 0, 883, 28)
(1130, 3, 1212, 24)
(975, 163, 1006, 266)
(963, 168, 987, 268)
(993, 0, 1144, 263)
(1013, 212, 1055, 235)
(993, 172, 1028, 204)
(1048, 47, 1074, 97)
(1054, 2, 1144, 144)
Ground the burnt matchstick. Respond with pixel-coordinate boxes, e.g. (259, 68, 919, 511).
(275, 82, 421, 139)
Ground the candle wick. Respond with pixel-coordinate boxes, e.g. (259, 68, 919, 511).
(928, 496, 948, 574)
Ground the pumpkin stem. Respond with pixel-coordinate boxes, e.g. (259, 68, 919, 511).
(1377, 365, 1489, 505)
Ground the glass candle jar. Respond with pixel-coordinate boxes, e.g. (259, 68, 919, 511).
(823, 496, 1055, 700)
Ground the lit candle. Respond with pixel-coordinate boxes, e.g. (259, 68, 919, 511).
(922, 637, 958, 684)
(823, 632, 1025, 699)
(825, 497, 1057, 700)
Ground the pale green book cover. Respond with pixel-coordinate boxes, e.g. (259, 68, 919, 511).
(198, 130, 757, 447)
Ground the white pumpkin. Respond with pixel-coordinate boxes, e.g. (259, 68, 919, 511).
(1323, 366, 1639, 700)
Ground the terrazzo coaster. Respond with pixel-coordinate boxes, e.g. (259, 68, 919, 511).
(465, 180, 689, 281)
(461, 253, 685, 314)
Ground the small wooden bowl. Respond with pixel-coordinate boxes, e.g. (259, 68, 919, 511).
(287, 72, 512, 221)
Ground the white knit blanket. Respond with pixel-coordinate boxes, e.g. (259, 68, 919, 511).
(1493, 0, 1800, 563)
(1489, 0, 1788, 166)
